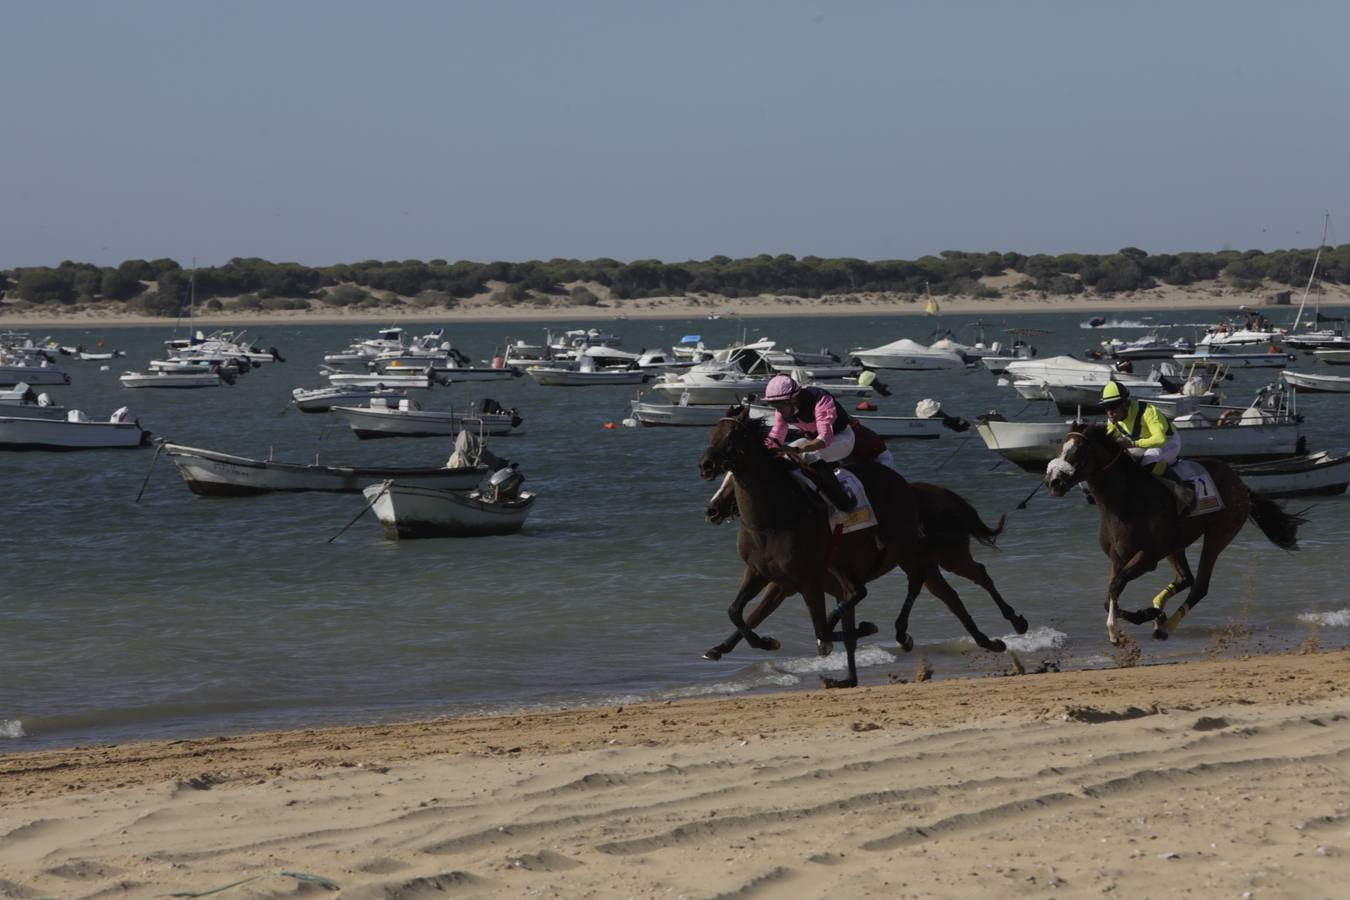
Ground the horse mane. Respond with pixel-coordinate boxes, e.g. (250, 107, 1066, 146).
(724, 407, 773, 450)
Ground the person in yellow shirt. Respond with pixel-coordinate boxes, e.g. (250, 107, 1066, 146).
(1100, 380, 1193, 512)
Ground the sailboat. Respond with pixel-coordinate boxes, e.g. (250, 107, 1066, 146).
(1285, 212, 1346, 350)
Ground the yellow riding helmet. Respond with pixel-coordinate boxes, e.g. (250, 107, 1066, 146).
(1101, 380, 1129, 406)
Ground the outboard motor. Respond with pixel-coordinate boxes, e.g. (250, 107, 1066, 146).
(269, 346, 285, 362)
(484, 464, 525, 503)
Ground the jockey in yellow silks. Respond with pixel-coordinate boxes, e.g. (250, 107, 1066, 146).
(1100, 380, 1192, 512)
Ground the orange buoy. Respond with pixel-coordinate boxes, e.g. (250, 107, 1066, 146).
(856, 401, 878, 412)
(603, 422, 617, 429)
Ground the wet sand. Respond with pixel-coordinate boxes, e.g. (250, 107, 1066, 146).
(3, 649, 1348, 897)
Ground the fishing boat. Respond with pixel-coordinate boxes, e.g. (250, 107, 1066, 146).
(0, 409, 150, 450)
(0, 383, 65, 419)
(1172, 348, 1295, 369)
(362, 467, 535, 538)
(333, 397, 523, 439)
(161, 442, 489, 496)
(1231, 451, 1350, 498)
(1313, 346, 1350, 366)
(119, 370, 223, 389)
(1281, 369, 1350, 394)
(326, 370, 441, 388)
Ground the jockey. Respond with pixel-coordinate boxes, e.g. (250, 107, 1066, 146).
(1100, 380, 1193, 512)
(762, 374, 891, 511)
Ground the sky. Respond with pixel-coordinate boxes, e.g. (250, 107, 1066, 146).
(3, 0, 1348, 269)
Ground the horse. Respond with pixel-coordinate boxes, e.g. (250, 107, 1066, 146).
(702, 475, 1028, 660)
(1043, 424, 1306, 643)
(698, 406, 1009, 688)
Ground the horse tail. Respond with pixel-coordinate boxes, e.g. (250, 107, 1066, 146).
(967, 510, 1006, 549)
(1248, 494, 1306, 551)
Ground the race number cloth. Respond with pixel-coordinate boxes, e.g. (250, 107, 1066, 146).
(1173, 459, 1224, 517)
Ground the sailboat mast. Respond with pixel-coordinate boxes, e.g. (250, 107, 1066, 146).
(1292, 211, 1329, 333)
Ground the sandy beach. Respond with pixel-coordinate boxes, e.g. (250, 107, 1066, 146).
(3, 649, 1348, 898)
(3, 280, 1348, 329)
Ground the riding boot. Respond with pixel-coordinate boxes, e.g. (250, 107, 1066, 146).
(810, 460, 856, 511)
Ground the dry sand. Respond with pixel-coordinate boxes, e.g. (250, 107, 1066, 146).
(3, 650, 1348, 898)
(3, 280, 1348, 329)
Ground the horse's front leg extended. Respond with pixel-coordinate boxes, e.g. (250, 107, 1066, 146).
(706, 583, 786, 660)
(727, 567, 775, 651)
(1107, 550, 1161, 642)
(1149, 552, 1194, 640)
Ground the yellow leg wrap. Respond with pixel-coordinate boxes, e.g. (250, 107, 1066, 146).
(1166, 603, 1190, 633)
(1152, 582, 1177, 611)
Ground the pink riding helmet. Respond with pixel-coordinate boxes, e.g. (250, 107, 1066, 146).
(763, 374, 800, 402)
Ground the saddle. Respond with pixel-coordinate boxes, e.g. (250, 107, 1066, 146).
(1168, 459, 1224, 518)
(790, 465, 877, 534)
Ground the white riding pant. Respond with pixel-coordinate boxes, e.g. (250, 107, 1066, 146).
(1128, 431, 1181, 471)
(791, 425, 854, 464)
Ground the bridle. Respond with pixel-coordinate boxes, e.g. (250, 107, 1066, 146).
(1059, 431, 1127, 483)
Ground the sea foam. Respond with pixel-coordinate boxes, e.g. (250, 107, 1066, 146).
(0, 719, 26, 739)
(1297, 610, 1350, 628)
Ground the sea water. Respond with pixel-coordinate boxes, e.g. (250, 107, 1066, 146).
(3, 309, 1348, 752)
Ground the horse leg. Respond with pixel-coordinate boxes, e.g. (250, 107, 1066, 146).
(822, 565, 868, 636)
(940, 548, 1028, 635)
(1106, 550, 1160, 643)
(822, 600, 860, 689)
(892, 567, 925, 653)
(1149, 552, 1195, 640)
(1162, 521, 1241, 636)
(727, 568, 777, 651)
(800, 581, 836, 660)
(924, 568, 1007, 653)
(705, 582, 786, 660)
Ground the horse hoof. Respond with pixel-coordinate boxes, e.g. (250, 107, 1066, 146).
(820, 676, 857, 689)
(1153, 627, 1169, 641)
(984, 639, 1007, 653)
(899, 634, 914, 653)
(703, 648, 723, 661)
(1012, 615, 1029, 635)
(817, 640, 833, 658)
(762, 637, 781, 651)
(857, 621, 879, 638)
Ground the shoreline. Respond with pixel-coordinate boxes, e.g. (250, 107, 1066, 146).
(3, 285, 1348, 329)
(3, 649, 1348, 896)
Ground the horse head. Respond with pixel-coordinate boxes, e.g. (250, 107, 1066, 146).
(698, 405, 762, 480)
(1045, 424, 1120, 496)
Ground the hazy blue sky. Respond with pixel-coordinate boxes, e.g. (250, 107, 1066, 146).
(4, 0, 1347, 268)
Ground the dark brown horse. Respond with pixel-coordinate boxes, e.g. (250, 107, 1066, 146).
(698, 406, 1010, 688)
(1044, 424, 1306, 643)
(702, 476, 1027, 659)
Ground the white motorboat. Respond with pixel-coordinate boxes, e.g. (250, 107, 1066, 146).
(627, 399, 773, 427)
(976, 385, 1304, 471)
(363, 469, 535, 538)
(333, 397, 523, 439)
(0, 358, 70, 387)
(500, 338, 553, 367)
(380, 356, 523, 382)
(648, 347, 779, 405)
(0, 409, 150, 450)
(119, 370, 223, 389)
(1232, 451, 1350, 498)
(291, 385, 412, 413)
(1314, 347, 1350, 365)
(161, 442, 489, 496)
(1101, 334, 1195, 360)
(0, 383, 65, 419)
(527, 365, 649, 386)
(978, 340, 1037, 374)
(321, 326, 408, 365)
(1045, 366, 1218, 415)
(1172, 348, 1295, 369)
(849, 338, 966, 370)
(1281, 369, 1350, 393)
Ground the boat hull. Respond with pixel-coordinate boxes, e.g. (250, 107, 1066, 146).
(527, 367, 649, 386)
(1281, 370, 1350, 393)
(163, 443, 487, 495)
(0, 416, 149, 450)
(1232, 451, 1350, 498)
(364, 483, 535, 538)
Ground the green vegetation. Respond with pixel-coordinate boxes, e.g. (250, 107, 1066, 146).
(2, 245, 1346, 316)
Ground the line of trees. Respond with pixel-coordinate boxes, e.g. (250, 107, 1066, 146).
(3, 246, 1348, 312)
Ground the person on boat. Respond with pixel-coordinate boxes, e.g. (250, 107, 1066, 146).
(1100, 380, 1193, 512)
(761, 374, 890, 511)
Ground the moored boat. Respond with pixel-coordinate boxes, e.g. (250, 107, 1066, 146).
(363, 469, 535, 538)
(0, 409, 150, 450)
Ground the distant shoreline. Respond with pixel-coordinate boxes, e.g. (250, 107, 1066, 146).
(3, 282, 1348, 330)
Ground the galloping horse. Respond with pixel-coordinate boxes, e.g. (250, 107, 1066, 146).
(1044, 424, 1306, 643)
(702, 477, 1028, 659)
(698, 406, 1010, 687)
